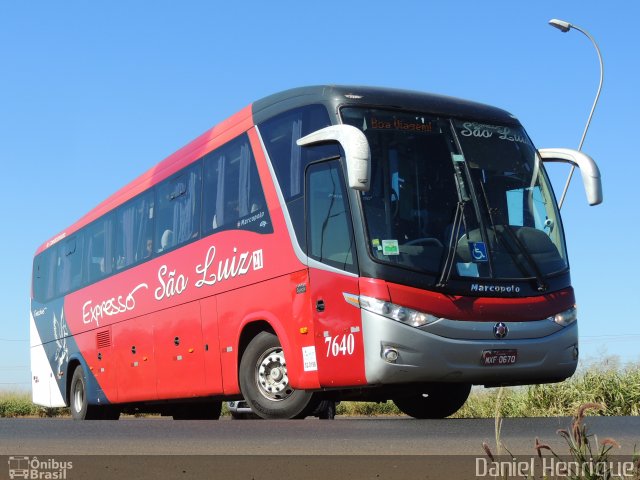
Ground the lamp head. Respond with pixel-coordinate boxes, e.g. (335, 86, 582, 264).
(549, 18, 572, 33)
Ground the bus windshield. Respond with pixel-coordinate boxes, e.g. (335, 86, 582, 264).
(340, 108, 568, 283)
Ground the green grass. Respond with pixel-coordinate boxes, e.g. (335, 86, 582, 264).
(336, 400, 402, 416)
(0, 392, 37, 417)
(336, 363, 640, 418)
(0, 391, 68, 418)
(453, 363, 640, 418)
(3, 363, 639, 418)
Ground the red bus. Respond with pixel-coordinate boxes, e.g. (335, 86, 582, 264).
(30, 86, 602, 419)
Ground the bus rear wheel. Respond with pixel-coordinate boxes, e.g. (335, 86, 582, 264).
(393, 383, 471, 419)
(239, 331, 314, 419)
(70, 366, 119, 420)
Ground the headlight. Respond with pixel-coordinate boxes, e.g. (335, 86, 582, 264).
(550, 306, 577, 327)
(359, 295, 440, 328)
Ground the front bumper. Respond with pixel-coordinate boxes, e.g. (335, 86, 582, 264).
(361, 310, 578, 386)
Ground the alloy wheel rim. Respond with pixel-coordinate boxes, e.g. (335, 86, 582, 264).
(255, 347, 293, 401)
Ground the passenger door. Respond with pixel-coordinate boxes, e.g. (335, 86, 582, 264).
(306, 161, 366, 387)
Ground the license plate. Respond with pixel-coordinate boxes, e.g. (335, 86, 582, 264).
(481, 349, 518, 366)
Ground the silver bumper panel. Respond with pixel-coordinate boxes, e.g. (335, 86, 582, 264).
(361, 310, 578, 386)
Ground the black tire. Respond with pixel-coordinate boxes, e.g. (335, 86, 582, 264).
(317, 400, 336, 420)
(239, 331, 314, 419)
(70, 366, 117, 420)
(172, 401, 222, 420)
(393, 383, 471, 419)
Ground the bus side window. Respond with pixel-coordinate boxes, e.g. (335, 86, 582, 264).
(154, 164, 201, 253)
(33, 249, 56, 302)
(203, 150, 223, 233)
(56, 236, 84, 296)
(306, 160, 357, 274)
(116, 192, 154, 268)
(202, 134, 271, 235)
(259, 104, 339, 250)
(85, 215, 114, 284)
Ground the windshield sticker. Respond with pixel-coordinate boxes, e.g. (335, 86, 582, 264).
(457, 262, 479, 277)
(470, 242, 488, 263)
(451, 154, 465, 163)
(459, 122, 530, 145)
(371, 238, 382, 252)
(382, 239, 400, 256)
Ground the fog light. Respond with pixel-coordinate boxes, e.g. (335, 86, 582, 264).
(383, 347, 399, 363)
(573, 346, 579, 360)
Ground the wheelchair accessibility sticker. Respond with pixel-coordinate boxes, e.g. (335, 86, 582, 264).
(470, 242, 488, 262)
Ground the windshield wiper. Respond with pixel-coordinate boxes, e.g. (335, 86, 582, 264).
(437, 154, 473, 289)
(436, 200, 465, 288)
(475, 178, 548, 292)
(498, 224, 548, 292)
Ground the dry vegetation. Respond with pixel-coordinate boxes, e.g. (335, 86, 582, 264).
(3, 361, 638, 418)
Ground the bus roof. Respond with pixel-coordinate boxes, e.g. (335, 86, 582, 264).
(252, 85, 519, 126)
(35, 85, 519, 256)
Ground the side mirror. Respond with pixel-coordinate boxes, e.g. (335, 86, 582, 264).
(297, 125, 371, 191)
(538, 148, 603, 206)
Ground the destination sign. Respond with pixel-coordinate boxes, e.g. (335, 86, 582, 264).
(370, 116, 434, 133)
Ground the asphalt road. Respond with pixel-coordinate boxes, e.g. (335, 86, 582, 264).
(1, 416, 638, 456)
(1, 417, 638, 479)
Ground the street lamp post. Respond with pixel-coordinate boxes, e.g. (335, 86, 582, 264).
(548, 18, 604, 209)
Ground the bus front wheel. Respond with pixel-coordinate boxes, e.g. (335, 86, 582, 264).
(239, 331, 314, 419)
(393, 383, 471, 419)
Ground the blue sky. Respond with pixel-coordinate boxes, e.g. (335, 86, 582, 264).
(1, 1, 638, 389)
